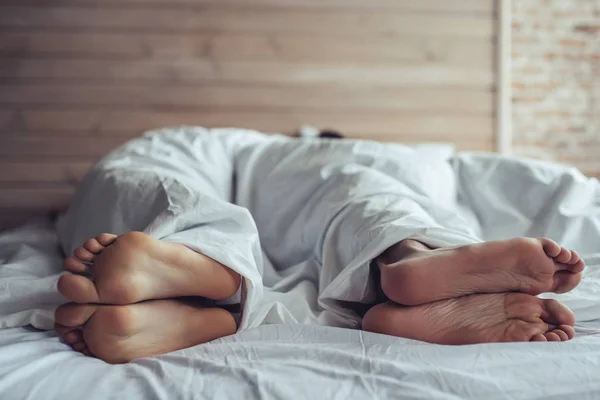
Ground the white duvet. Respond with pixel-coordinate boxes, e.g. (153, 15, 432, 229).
(0, 127, 599, 399)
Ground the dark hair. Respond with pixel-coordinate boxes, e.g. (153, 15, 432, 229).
(318, 130, 344, 139)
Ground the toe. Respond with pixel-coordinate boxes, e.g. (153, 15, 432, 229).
(554, 247, 572, 264)
(55, 303, 98, 328)
(55, 323, 77, 336)
(531, 334, 548, 342)
(572, 259, 586, 273)
(559, 324, 576, 340)
(555, 250, 585, 273)
(82, 348, 93, 357)
(568, 250, 581, 264)
(540, 298, 575, 326)
(552, 271, 583, 294)
(540, 238, 561, 258)
(72, 341, 87, 351)
(544, 332, 561, 342)
(550, 328, 569, 341)
(83, 238, 105, 254)
(63, 330, 83, 344)
(57, 274, 101, 303)
(63, 256, 90, 275)
(96, 233, 118, 247)
(74, 247, 95, 262)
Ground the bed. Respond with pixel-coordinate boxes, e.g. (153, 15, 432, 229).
(2, 1, 600, 399)
(1, 127, 600, 399)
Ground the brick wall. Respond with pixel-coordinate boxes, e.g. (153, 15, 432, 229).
(512, 0, 600, 177)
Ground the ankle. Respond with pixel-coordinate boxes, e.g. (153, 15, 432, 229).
(377, 239, 430, 266)
(216, 267, 242, 300)
(376, 240, 437, 306)
(211, 308, 238, 335)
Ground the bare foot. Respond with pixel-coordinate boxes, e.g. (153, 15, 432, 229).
(55, 299, 237, 364)
(378, 237, 584, 306)
(362, 293, 576, 344)
(57, 232, 241, 304)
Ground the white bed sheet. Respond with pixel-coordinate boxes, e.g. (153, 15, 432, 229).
(0, 129, 600, 399)
(1, 321, 600, 400)
(0, 212, 599, 399)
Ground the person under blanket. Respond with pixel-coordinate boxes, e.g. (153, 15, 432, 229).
(52, 129, 585, 364)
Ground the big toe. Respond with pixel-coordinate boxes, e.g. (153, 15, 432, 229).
(55, 303, 98, 328)
(552, 271, 583, 294)
(540, 298, 575, 327)
(64, 256, 90, 275)
(57, 274, 100, 303)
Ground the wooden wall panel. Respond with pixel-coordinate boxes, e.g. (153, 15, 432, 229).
(0, 85, 492, 111)
(0, 33, 493, 69)
(0, 8, 494, 37)
(0, 0, 498, 229)
(0, 162, 91, 183)
(6, 0, 494, 13)
(18, 110, 493, 137)
(2, 59, 494, 87)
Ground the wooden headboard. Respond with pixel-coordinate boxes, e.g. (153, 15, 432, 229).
(0, 0, 499, 229)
